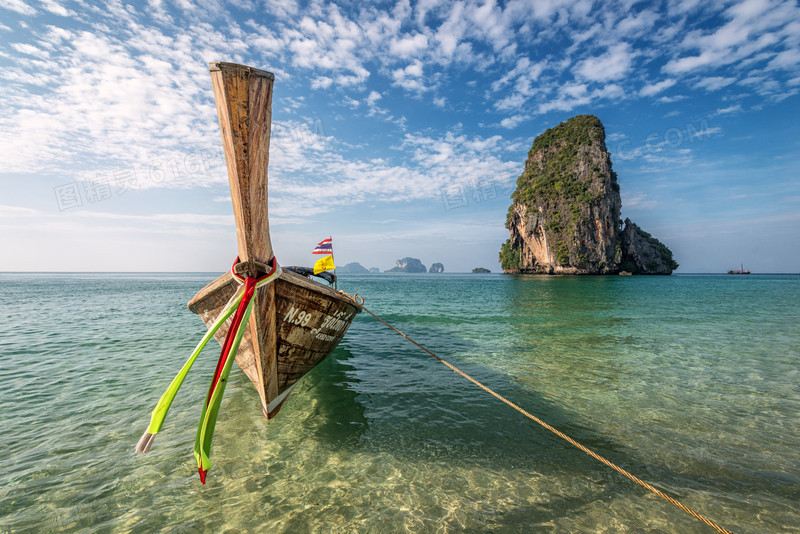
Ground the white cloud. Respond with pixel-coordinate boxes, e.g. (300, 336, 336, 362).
(696, 76, 737, 91)
(389, 32, 428, 58)
(576, 43, 634, 82)
(663, 0, 800, 74)
(490, 56, 545, 111)
(0, 24, 227, 180)
(658, 94, 687, 103)
(499, 114, 525, 129)
(467, 0, 513, 53)
(639, 79, 676, 97)
(392, 60, 428, 92)
(264, 128, 519, 215)
(146, 0, 173, 25)
(10, 42, 49, 57)
(67, 210, 234, 226)
(715, 104, 742, 115)
(535, 82, 624, 114)
(767, 48, 800, 70)
(283, 5, 371, 87)
(0, 204, 40, 217)
(362, 90, 392, 119)
(366, 90, 382, 106)
(494, 92, 526, 112)
(0, 0, 36, 15)
(622, 192, 659, 211)
(433, 2, 468, 60)
(40, 0, 71, 16)
(311, 76, 333, 89)
(615, 9, 658, 37)
(265, 0, 298, 18)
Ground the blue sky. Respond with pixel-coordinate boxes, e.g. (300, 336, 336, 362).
(0, 0, 798, 273)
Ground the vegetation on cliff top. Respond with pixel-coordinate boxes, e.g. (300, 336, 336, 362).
(510, 114, 616, 213)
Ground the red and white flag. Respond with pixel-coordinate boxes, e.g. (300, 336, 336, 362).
(312, 238, 333, 255)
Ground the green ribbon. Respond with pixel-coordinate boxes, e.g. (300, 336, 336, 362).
(136, 260, 282, 483)
(193, 296, 254, 475)
(145, 290, 245, 435)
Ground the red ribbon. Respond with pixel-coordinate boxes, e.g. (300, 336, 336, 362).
(199, 257, 277, 484)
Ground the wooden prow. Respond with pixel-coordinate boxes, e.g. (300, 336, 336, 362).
(208, 61, 279, 415)
(209, 62, 275, 277)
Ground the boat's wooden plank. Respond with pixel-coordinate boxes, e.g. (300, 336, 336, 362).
(247, 73, 273, 268)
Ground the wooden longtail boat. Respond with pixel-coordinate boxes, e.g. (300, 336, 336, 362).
(189, 62, 361, 419)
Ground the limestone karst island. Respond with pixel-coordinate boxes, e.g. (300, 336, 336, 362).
(500, 115, 678, 275)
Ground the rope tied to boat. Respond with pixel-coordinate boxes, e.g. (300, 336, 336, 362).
(135, 256, 281, 485)
(343, 295, 732, 534)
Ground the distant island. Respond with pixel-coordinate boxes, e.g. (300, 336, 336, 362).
(386, 257, 427, 273)
(500, 115, 678, 275)
(472, 267, 491, 273)
(337, 262, 368, 274)
(429, 263, 444, 273)
(337, 262, 380, 274)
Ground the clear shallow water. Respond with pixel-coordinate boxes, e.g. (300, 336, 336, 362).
(0, 272, 798, 533)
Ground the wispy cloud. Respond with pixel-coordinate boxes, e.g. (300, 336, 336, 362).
(696, 76, 737, 91)
(715, 104, 743, 115)
(0, 0, 36, 15)
(640, 78, 676, 97)
(622, 192, 660, 211)
(663, 0, 799, 75)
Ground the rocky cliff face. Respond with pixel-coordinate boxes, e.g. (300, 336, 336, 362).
(500, 115, 621, 274)
(429, 262, 444, 273)
(620, 219, 678, 274)
(500, 115, 675, 275)
(387, 257, 427, 273)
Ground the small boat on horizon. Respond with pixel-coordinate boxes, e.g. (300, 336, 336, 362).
(727, 263, 751, 275)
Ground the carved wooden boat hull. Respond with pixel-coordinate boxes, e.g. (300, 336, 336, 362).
(188, 269, 359, 418)
(192, 62, 359, 419)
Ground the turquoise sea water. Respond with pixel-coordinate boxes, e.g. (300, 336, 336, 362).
(0, 272, 798, 533)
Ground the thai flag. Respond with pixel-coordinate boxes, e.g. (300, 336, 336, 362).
(312, 238, 333, 254)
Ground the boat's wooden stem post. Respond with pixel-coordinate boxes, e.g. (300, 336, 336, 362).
(209, 61, 280, 414)
(209, 62, 275, 277)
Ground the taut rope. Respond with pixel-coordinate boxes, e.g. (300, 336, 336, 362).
(344, 293, 731, 534)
